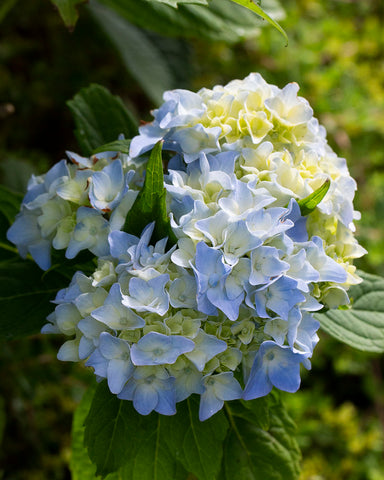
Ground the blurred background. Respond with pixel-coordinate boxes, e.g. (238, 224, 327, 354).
(0, 0, 383, 478)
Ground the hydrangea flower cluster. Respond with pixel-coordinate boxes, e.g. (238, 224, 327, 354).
(7, 149, 144, 270)
(9, 74, 366, 421)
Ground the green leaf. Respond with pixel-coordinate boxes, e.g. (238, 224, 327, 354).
(225, 397, 270, 431)
(89, 2, 181, 105)
(120, 415, 188, 480)
(84, 381, 188, 478)
(50, 0, 87, 30)
(92, 139, 131, 155)
(316, 270, 384, 352)
(84, 381, 133, 477)
(67, 84, 138, 157)
(0, 258, 68, 340)
(230, 0, 287, 43)
(222, 393, 301, 480)
(97, 0, 283, 44)
(70, 386, 120, 480)
(164, 396, 229, 480)
(70, 386, 99, 480)
(124, 141, 177, 245)
(297, 179, 331, 216)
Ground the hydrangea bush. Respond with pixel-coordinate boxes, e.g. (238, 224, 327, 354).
(7, 74, 366, 424)
(7, 74, 367, 429)
(7, 73, 384, 480)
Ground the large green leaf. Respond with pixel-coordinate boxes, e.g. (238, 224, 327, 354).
(316, 270, 384, 352)
(50, 0, 87, 29)
(124, 141, 177, 245)
(222, 394, 301, 480)
(84, 381, 134, 477)
(164, 396, 229, 480)
(67, 84, 138, 157)
(120, 415, 188, 480)
(71, 386, 119, 480)
(89, 2, 182, 105)
(83, 381, 188, 478)
(97, 0, 283, 44)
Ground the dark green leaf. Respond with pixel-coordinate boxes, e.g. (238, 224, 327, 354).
(124, 141, 177, 246)
(50, 0, 87, 29)
(84, 381, 188, 479)
(164, 396, 229, 480)
(70, 386, 99, 480)
(67, 84, 138, 156)
(84, 381, 133, 477)
(225, 397, 270, 431)
(89, 2, 180, 105)
(230, 0, 287, 43)
(120, 415, 188, 480)
(316, 270, 384, 352)
(97, 0, 282, 44)
(222, 393, 300, 480)
(297, 179, 330, 216)
(71, 386, 120, 480)
(92, 139, 131, 155)
(0, 258, 69, 340)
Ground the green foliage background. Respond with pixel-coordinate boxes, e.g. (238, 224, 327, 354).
(0, 0, 383, 478)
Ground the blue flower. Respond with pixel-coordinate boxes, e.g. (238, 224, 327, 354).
(66, 207, 110, 259)
(89, 159, 127, 212)
(118, 366, 176, 415)
(122, 274, 170, 316)
(130, 331, 195, 366)
(91, 283, 145, 331)
(86, 332, 134, 394)
(243, 341, 307, 399)
(246, 276, 306, 321)
(199, 372, 242, 421)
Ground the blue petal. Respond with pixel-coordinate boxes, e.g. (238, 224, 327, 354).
(85, 349, 108, 378)
(133, 383, 159, 415)
(107, 358, 134, 394)
(199, 390, 223, 421)
(243, 352, 272, 400)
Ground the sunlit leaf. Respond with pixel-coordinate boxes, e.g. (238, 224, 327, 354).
(316, 271, 384, 353)
(230, 0, 287, 43)
(297, 179, 330, 216)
